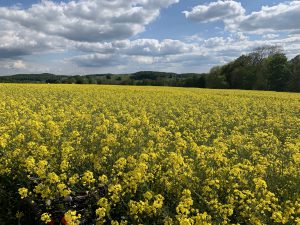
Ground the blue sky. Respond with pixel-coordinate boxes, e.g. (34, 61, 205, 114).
(0, 0, 299, 75)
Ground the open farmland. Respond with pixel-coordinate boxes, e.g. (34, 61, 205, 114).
(0, 84, 300, 225)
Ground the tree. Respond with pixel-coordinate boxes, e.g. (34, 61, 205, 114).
(249, 45, 283, 65)
(206, 66, 229, 89)
(222, 55, 256, 90)
(253, 59, 269, 90)
(88, 77, 97, 84)
(266, 53, 290, 91)
(183, 75, 206, 88)
(288, 55, 300, 92)
(75, 76, 89, 84)
(247, 45, 284, 90)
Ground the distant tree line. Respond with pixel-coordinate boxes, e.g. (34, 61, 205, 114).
(0, 72, 208, 88)
(0, 46, 299, 92)
(206, 46, 300, 92)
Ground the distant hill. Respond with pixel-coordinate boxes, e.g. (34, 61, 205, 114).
(0, 71, 207, 88)
(0, 73, 68, 83)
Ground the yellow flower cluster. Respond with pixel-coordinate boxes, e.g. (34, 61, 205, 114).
(64, 210, 81, 225)
(0, 84, 300, 224)
(18, 187, 28, 199)
(41, 213, 52, 223)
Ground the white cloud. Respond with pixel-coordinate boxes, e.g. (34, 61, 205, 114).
(12, 60, 26, 69)
(70, 53, 125, 68)
(262, 34, 280, 40)
(73, 39, 197, 56)
(231, 32, 247, 41)
(0, 19, 70, 59)
(183, 0, 245, 23)
(68, 37, 239, 70)
(0, 0, 178, 43)
(204, 37, 228, 48)
(70, 39, 199, 68)
(122, 39, 196, 56)
(184, 34, 203, 42)
(1, 60, 26, 69)
(238, 1, 300, 33)
(185, 1, 300, 34)
(0, 0, 181, 69)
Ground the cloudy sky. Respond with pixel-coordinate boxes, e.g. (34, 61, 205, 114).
(0, 0, 300, 75)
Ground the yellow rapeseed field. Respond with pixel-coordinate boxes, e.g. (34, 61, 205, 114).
(0, 84, 300, 225)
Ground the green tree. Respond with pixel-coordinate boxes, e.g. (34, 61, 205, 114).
(75, 76, 89, 84)
(266, 53, 290, 91)
(222, 55, 256, 90)
(206, 66, 229, 89)
(288, 55, 300, 92)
